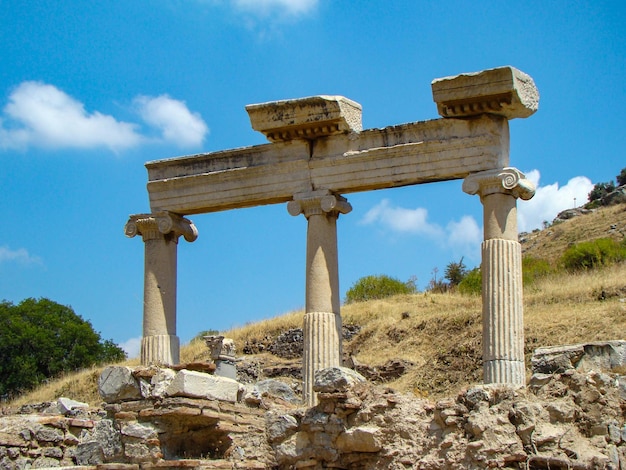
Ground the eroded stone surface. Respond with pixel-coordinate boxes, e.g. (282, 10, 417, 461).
(98, 366, 142, 403)
(165, 369, 243, 403)
(432, 66, 539, 119)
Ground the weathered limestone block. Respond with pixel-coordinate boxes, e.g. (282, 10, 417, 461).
(150, 367, 176, 399)
(57, 397, 89, 415)
(98, 366, 142, 403)
(253, 379, 300, 405)
(246, 95, 362, 142)
(165, 369, 243, 403)
(266, 412, 299, 444)
(314, 367, 366, 393)
(78, 419, 123, 463)
(532, 341, 626, 375)
(335, 426, 382, 453)
(432, 66, 539, 119)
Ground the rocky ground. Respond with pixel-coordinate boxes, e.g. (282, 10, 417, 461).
(1, 341, 626, 469)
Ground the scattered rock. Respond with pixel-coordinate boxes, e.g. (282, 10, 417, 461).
(98, 366, 142, 403)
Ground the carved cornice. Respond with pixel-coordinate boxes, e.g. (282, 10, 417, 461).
(125, 212, 198, 243)
(287, 191, 352, 219)
(462, 168, 535, 200)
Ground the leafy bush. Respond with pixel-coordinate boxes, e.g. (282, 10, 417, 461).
(617, 167, 626, 186)
(345, 274, 416, 304)
(522, 256, 552, 285)
(588, 181, 616, 202)
(0, 298, 126, 398)
(560, 238, 626, 271)
(458, 268, 481, 295)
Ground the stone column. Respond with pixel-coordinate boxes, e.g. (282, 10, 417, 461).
(125, 211, 198, 366)
(463, 168, 535, 386)
(288, 190, 352, 405)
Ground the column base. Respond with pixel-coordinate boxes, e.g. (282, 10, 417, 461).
(484, 359, 525, 386)
(303, 311, 342, 407)
(141, 334, 180, 366)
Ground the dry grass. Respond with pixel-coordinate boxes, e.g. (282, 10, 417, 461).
(521, 203, 626, 264)
(6, 205, 626, 407)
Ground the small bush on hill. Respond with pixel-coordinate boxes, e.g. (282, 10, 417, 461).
(522, 256, 553, 285)
(560, 238, 626, 271)
(617, 167, 626, 186)
(345, 274, 416, 304)
(458, 268, 481, 295)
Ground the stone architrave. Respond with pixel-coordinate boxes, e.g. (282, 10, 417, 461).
(463, 168, 535, 385)
(288, 191, 352, 405)
(124, 212, 198, 366)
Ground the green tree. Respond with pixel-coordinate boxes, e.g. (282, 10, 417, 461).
(345, 275, 416, 304)
(444, 257, 467, 287)
(617, 168, 626, 186)
(588, 181, 616, 202)
(0, 298, 126, 398)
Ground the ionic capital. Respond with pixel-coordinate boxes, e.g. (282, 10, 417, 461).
(125, 212, 198, 243)
(462, 167, 535, 201)
(287, 190, 352, 219)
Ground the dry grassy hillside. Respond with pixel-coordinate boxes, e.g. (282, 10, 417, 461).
(7, 204, 626, 407)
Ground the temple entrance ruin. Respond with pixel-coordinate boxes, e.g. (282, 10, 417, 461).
(125, 66, 539, 405)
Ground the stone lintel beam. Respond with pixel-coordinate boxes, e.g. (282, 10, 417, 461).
(146, 114, 509, 215)
(246, 95, 363, 143)
(125, 211, 198, 243)
(432, 66, 539, 119)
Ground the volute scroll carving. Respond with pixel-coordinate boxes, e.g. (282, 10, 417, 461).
(125, 211, 198, 243)
(287, 191, 352, 219)
(462, 167, 535, 201)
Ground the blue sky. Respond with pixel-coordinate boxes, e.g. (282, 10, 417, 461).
(1, 1, 625, 358)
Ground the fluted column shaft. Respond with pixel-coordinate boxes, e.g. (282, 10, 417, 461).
(125, 212, 198, 366)
(289, 191, 351, 406)
(463, 168, 535, 386)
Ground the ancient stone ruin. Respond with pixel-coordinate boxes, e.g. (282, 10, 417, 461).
(125, 66, 540, 407)
(2, 341, 626, 469)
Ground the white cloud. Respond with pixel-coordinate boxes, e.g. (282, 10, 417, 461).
(0, 81, 143, 151)
(0, 245, 42, 266)
(232, 0, 318, 17)
(120, 337, 142, 359)
(361, 199, 443, 237)
(0, 82, 209, 152)
(360, 199, 481, 261)
(135, 95, 209, 148)
(518, 170, 594, 232)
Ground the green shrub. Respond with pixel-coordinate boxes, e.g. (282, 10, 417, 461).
(522, 256, 552, 285)
(560, 238, 626, 271)
(458, 268, 481, 295)
(345, 274, 416, 304)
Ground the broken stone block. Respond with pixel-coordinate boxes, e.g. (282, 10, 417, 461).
(313, 367, 366, 394)
(532, 341, 626, 375)
(336, 426, 382, 453)
(165, 369, 243, 403)
(150, 367, 176, 399)
(98, 366, 142, 403)
(246, 95, 363, 142)
(432, 66, 539, 119)
(57, 397, 89, 415)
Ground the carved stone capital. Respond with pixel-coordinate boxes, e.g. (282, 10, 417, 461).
(287, 191, 352, 219)
(125, 212, 198, 243)
(463, 168, 535, 201)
